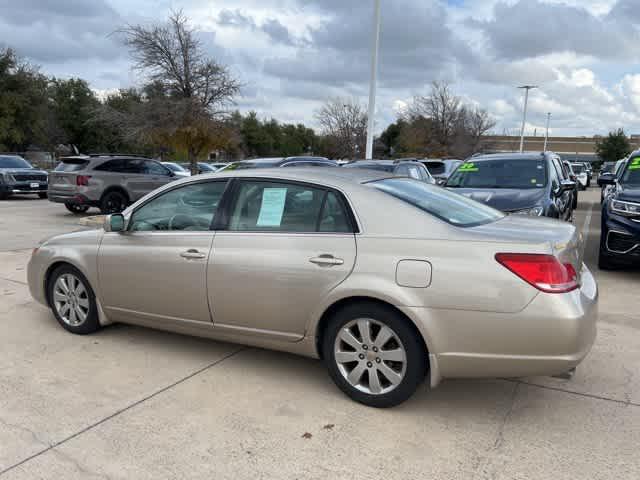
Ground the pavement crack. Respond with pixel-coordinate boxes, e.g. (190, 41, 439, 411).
(0, 347, 247, 477)
(49, 449, 113, 480)
(493, 382, 519, 449)
(0, 416, 51, 450)
(0, 277, 27, 286)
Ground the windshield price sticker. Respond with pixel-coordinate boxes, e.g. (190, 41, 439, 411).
(630, 158, 640, 171)
(458, 163, 479, 173)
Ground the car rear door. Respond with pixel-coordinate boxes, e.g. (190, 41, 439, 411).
(208, 179, 357, 340)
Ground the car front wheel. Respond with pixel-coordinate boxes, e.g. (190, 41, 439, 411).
(323, 302, 428, 408)
(48, 265, 101, 335)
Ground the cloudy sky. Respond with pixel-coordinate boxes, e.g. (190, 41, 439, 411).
(1, 0, 640, 137)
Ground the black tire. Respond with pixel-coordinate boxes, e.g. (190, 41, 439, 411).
(572, 193, 578, 210)
(323, 302, 428, 408)
(47, 265, 101, 335)
(38, 192, 48, 199)
(65, 203, 90, 214)
(100, 190, 128, 214)
(0, 192, 8, 200)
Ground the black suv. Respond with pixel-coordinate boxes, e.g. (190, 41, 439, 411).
(0, 155, 49, 200)
(598, 153, 640, 269)
(445, 152, 575, 221)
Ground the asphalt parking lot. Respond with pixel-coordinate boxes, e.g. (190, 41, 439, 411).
(1, 189, 639, 479)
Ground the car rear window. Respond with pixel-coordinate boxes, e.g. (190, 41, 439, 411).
(571, 164, 584, 174)
(369, 178, 504, 227)
(446, 159, 548, 189)
(423, 162, 446, 175)
(55, 159, 89, 172)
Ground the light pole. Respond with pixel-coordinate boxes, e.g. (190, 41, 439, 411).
(543, 112, 551, 152)
(518, 85, 537, 153)
(365, 0, 381, 160)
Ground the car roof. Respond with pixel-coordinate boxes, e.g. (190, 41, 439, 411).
(468, 152, 548, 162)
(189, 166, 394, 189)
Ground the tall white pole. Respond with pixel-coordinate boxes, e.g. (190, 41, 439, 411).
(518, 85, 537, 153)
(365, 0, 381, 160)
(543, 112, 551, 152)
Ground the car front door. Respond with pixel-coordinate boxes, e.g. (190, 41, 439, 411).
(208, 179, 357, 341)
(98, 180, 229, 325)
(551, 157, 572, 220)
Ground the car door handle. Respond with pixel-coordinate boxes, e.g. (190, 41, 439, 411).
(309, 255, 344, 266)
(180, 249, 207, 260)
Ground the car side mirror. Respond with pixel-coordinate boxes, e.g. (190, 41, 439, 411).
(105, 213, 125, 232)
(558, 180, 576, 194)
(598, 173, 615, 185)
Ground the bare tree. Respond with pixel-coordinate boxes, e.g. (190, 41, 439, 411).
(403, 81, 495, 157)
(315, 98, 367, 159)
(116, 11, 241, 172)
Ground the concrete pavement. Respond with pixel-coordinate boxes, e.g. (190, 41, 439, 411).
(0, 189, 638, 479)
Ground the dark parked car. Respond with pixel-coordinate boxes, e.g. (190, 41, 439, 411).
(445, 152, 575, 221)
(0, 155, 48, 200)
(222, 157, 338, 170)
(598, 154, 640, 269)
(343, 160, 436, 184)
(420, 159, 463, 185)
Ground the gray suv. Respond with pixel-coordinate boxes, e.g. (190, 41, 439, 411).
(49, 155, 178, 214)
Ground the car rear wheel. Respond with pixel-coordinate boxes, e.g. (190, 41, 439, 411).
(48, 265, 101, 335)
(38, 192, 48, 199)
(323, 302, 427, 408)
(572, 193, 578, 210)
(65, 203, 89, 214)
(100, 190, 127, 214)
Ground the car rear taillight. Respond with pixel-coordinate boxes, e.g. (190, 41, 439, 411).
(495, 253, 579, 294)
(76, 175, 91, 186)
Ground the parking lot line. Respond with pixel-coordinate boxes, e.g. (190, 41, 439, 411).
(0, 347, 247, 477)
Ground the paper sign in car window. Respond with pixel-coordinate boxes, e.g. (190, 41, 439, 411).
(630, 158, 640, 170)
(257, 188, 287, 227)
(459, 163, 478, 173)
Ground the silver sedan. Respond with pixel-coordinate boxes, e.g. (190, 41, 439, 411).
(28, 168, 598, 407)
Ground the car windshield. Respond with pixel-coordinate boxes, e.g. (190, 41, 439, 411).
(601, 163, 616, 174)
(198, 163, 216, 172)
(0, 155, 33, 169)
(446, 158, 548, 189)
(370, 178, 504, 227)
(163, 163, 186, 172)
(621, 157, 640, 187)
(571, 164, 585, 173)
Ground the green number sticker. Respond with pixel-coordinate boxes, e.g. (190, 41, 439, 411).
(459, 163, 479, 173)
(630, 158, 640, 171)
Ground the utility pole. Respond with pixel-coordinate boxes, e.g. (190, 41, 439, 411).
(518, 85, 537, 153)
(543, 113, 551, 152)
(365, 0, 381, 160)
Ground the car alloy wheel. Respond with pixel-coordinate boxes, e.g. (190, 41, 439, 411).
(334, 318, 407, 395)
(48, 265, 101, 335)
(100, 191, 127, 214)
(53, 273, 90, 327)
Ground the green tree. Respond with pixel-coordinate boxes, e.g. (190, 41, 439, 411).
(595, 128, 632, 165)
(48, 78, 102, 152)
(0, 48, 50, 151)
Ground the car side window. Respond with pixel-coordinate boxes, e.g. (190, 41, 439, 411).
(549, 159, 561, 190)
(395, 165, 410, 176)
(144, 160, 171, 176)
(129, 181, 228, 232)
(228, 181, 327, 232)
(318, 192, 353, 233)
(407, 165, 422, 180)
(94, 159, 125, 172)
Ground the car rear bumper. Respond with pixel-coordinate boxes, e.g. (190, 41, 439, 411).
(48, 192, 98, 207)
(407, 264, 598, 384)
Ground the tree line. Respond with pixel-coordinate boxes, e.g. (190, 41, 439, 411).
(0, 11, 497, 171)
